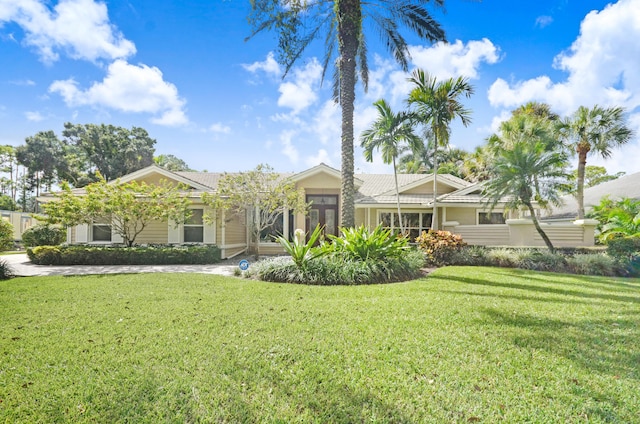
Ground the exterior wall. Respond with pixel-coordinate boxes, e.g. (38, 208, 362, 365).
(444, 208, 477, 226)
(1, 210, 37, 241)
(444, 224, 511, 246)
(136, 220, 169, 244)
(295, 174, 341, 189)
(404, 181, 456, 195)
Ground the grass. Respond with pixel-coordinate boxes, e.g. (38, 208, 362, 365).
(1, 268, 639, 423)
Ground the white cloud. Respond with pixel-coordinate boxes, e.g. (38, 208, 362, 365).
(10, 79, 36, 86)
(280, 129, 299, 164)
(49, 59, 187, 126)
(305, 149, 332, 168)
(210, 122, 231, 134)
(488, 0, 640, 116)
(25, 110, 44, 121)
(0, 0, 135, 63)
(242, 51, 281, 78)
(277, 58, 322, 114)
(409, 39, 501, 80)
(535, 15, 553, 28)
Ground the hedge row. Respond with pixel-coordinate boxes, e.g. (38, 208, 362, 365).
(27, 245, 222, 266)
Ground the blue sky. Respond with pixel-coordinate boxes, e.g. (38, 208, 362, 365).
(1, 0, 639, 175)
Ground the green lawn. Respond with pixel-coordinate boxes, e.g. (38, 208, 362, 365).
(1, 267, 639, 423)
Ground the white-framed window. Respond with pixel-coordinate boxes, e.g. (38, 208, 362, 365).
(184, 209, 204, 243)
(260, 210, 294, 242)
(379, 211, 433, 239)
(91, 223, 112, 242)
(478, 211, 506, 225)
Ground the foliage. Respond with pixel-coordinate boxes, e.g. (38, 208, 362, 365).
(2, 269, 639, 422)
(324, 224, 410, 261)
(247, 0, 447, 228)
(0, 258, 14, 279)
(0, 219, 14, 251)
(561, 165, 625, 195)
(21, 224, 66, 247)
(41, 178, 192, 247)
(558, 105, 634, 219)
(15, 130, 62, 195)
(201, 164, 308, 254)
(26, 244, 221, 266)
(589, 196, 640, 242)
(276, 225, 326, 269)
(606, 236, 640, 277)
(415, 229, 466, 266)
(483, 114, 569, 252)
(361, 99, 421, 233)
(154, 154, 194, 171)
(565, 253, 619, 277)
(0, 194, 16, 211)
(61, 122, 156, 185)
(252, 248, 424, 285)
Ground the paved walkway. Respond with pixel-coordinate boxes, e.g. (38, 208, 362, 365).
(2, 254, 246, 277)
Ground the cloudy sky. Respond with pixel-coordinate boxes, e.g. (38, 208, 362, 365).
(1, 0, 639, 175)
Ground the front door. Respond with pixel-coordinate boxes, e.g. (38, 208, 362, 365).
(306, 195, 339, 240)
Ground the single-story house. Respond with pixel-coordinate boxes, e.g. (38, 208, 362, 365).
(544, 170, 640, 221)
(39, 163, 599, 258)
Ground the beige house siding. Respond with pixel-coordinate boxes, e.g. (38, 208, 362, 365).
(447, 224, 511, 246)
(295, 174, 341, 189)
(137, 220, 169, 244)
(224, 214, 246, 246)
(445, 208, 477, 226)
(404, 181, 455, 195)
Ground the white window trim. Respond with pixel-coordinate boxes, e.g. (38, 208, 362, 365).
(89, 222, 113, 244)
(476, 209, 507, 225)
(377, 210, 433, 233)
(183, 208, 205, 244)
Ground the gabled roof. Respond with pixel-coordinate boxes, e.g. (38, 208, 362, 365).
(378, 173, 470, 197)
(292, 163, 364, 188)
(118, 165, 213, 191)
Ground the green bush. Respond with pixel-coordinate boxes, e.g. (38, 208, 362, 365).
(0, 258, 15, 279)
(21, 224, 66, 247)
(27, 244, 221, 266)
(565, 253, 619, 276)
(252, 248, 425, 285)
(514, 249, 567, 272)
(0, 219, 14, 252)
(325, 224, 410, 261)
(447, 245, 489, 266)
(415, 230, 466, 266)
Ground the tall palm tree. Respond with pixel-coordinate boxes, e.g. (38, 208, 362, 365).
(559, 105, 634, 219)
(247, 1, 447, 228)
(361, 99, 421, 234)
(407, 69, 474, 230)
(483, 132, 568, 253)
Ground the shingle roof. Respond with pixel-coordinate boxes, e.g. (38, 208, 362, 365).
(546, 170, 640, 219)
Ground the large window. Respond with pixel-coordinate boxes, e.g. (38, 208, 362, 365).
(184, 209, 204, 243)
(261, 211, 294, 242)
(380, 212, 433, 239)
(478, 212, 506, 225)
(92, 223, 112, 242)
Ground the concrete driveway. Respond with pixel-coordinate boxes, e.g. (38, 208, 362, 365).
(2, 254, 245, 277)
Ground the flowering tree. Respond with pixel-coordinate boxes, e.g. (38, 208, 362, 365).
(201, 164, 308, 254)
(41, 178, 192, 247)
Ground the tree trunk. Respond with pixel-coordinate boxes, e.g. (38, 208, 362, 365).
(337, 0, 360, 229)
(576, 145, 589, 219)
(432, 134, 438, 230)
(526, 202, 555, 253)
(393, 156, 403, 235)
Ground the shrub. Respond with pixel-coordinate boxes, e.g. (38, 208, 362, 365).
(0, 219, 14, 252)
(27, 245, 221, 266)
(566, 253, 619, 276)
(276, 225, 326, 269)
(605, 237, 640, 277)
(447, 245, 489, 266)
(252, 248, 425, 285)
(514, 249, 567, 272)
(325, 224, 410, 261)
(415, 230, 467, 266)
(0, 258, 15, 280)
(21, 224, 66, 247)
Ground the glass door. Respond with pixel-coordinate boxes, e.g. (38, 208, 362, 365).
(306, 195, 339, 240)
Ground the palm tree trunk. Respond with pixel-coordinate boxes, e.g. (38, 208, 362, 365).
(393, 157, 403, 235)
(432, 134, 438, 231)
(526, 202, 555, 252)
(576, 146, 589, 220)
(337, 0, 360, 229)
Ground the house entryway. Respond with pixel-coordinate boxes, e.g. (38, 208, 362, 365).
(306, 195, 339, 239)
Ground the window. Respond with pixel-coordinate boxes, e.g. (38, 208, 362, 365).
(184, 209, 204, 243)
(380, 212, 433, 239)
(478, 212, 506, 225)
(92, 223, 112, 242)
(261, 211, 295, 242)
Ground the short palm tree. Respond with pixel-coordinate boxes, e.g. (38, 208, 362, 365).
(361, 99, 421, 234)
(559, 105, 634, 219)
(483, 116, 569, 252)
(407, 69, 473, 229)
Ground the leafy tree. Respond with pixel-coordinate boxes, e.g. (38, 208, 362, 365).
(154, 154, 194, 172)
(0, 145, 19, 201)
(0, 194, 17, 211)
(201, 164, 308, 255)
(15, 131, 64, 195)
(483, 115, 569, 252)
(41, 178, 192, 247)
(589, 196, 640, 242)
(0, 219, 14, 251)
(247, 0, 447, 228)
(562, 165, 625, 195)
(461, 145, 492, 182)
(558, 105, 634, 219)
(361, 99, 421, 234)
(407, 69, 474, 229)
(61, 123, 156, 184)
